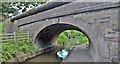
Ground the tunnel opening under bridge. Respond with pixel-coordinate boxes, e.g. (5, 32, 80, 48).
(34, 23, 100, 62)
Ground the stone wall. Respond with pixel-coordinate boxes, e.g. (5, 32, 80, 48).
(15, 2, 119, 62)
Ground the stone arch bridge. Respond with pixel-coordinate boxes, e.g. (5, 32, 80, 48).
(5, 2, 119, 62)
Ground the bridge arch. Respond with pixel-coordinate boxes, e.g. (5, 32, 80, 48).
(34, 23, 101, 62)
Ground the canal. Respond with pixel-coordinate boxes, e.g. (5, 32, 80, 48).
(26, 51, 60, 62)
(25, 44, 91, 62)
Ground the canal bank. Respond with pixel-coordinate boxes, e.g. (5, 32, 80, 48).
(6, 44, 91, 63)
(25, 43, 91, 62)
(26, 50, 60, 62)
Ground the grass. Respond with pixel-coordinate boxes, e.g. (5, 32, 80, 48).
(0, 28, 39, 62)
(1, 40, 38, 62)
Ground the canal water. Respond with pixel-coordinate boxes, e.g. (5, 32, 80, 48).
(25, 48, 61, 62)
(26, 44, 91, 62)
(26, 51, 60, 62)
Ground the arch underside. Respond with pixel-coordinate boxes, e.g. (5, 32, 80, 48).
(34, 23, 100, 62)
(35, 23, 81, 47)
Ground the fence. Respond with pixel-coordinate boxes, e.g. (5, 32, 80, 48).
(0, 31, 32, 43)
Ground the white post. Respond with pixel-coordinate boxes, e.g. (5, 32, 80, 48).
(13, 32, 16, 43)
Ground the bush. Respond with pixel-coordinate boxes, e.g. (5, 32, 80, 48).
(57, 30, 89, 50)
(0, 30, 38, 62)
(0, 39, 38, 62)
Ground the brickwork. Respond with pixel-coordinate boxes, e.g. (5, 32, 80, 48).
(6, 2, 119, 62)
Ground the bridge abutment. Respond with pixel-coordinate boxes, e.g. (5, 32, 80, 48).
(11, 2, 119, 62)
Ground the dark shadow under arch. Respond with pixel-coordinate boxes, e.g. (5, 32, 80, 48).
(34, 23, 100, 62)
(34, 23, 91, 48)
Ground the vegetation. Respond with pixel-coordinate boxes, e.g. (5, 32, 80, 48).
(57, 30, 89, 50)
(0, 30, 39, 62)
(0, 1, 48, 62)
(0, 40, 37, 62)
(0, 1, 47, 18)
(0, 1, 89, 62)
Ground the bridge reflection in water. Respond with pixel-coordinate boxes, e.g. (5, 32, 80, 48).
(26, 44, 91, 62)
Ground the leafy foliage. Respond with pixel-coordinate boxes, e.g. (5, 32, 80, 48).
(1, 1, 46, 18)
(58, 33, 68, 44)
(0, 30, 38, 62)
(0, 40, 37, 62)
(57, 30, 89, 50)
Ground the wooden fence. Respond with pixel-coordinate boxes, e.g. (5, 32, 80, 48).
(0, 31, 32, 43)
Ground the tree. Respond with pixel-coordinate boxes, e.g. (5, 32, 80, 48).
(57, 30, 89, 50)
(0, 1, 46, 19)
